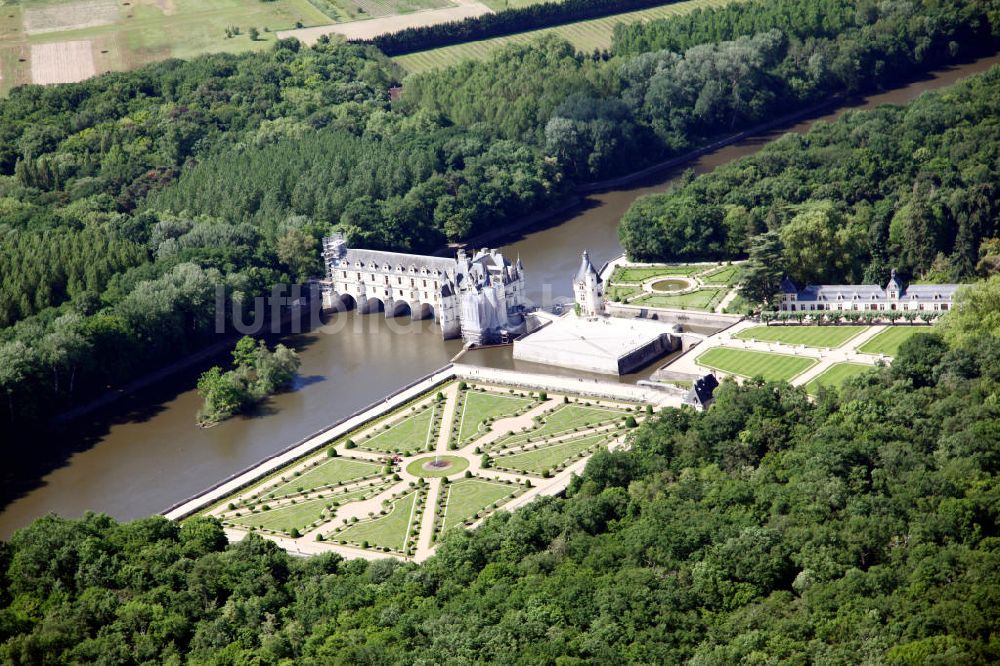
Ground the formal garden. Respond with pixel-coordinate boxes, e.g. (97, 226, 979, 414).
(199, 380, 647, 558)
(605, 261, 741, 311)
(696, 347, 818, 383)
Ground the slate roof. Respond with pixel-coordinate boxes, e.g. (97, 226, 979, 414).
(575, 250, 601, 283)
(685, 374, 719, 407)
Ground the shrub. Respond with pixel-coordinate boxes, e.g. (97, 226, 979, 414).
(289, 528, 301, 538)
(345, 440, 356, 449)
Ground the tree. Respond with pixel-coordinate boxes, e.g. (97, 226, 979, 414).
(276, 229, 322, 283)
(739, 232, 784, 306)
(939, 276, 1000, 346)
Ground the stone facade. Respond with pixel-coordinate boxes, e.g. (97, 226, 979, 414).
(573, 250, 605, 317)
(779, 270, 960, 313)
(321, 234, 526, 344)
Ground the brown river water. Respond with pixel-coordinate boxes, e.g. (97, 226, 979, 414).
(2, 53, 997, 537)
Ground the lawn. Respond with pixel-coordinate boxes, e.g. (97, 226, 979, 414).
(805, 363, 875, 396)
(440, 478, 516, 532)
(263, 457, 383, 499)
(492, 404, 625, 449)
(361, 403, 438, 453)
(496, 432, 611, 474)
(229, 483, 389, 534)
(395, 0, 746, 73)
(734, 325, 867, 349)
(612, 265, 707, 283)
(335, 490, 418, 551)
(607, 285, 641, 302)
(696, 348, 818, 383)
(858, 326, 931, 357)
(633, 288, 727, 311)
(456, 390, 535, 444)
(701, 265, 740, 285)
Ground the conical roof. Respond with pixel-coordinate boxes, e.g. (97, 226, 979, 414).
(575, 250, 600, 283)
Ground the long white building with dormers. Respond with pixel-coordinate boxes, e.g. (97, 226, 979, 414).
(779, 269, 961, 313)
(321, 234, 526, 344)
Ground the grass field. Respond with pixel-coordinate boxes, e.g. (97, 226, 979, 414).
(230, 482, 389, 534)
(633, 288, 727, 311)
(496, 432, 610, 474)
(492, 404, 625, 449)
(264, 457, 383, 498)
(335, 490, 418, 551)
(805, 363, 874, 396)
(361, 403, 438, 453)
(858, 326, 930, 357)
(395, 0, 746, 73)
(440, 478, 515, 532)
(734, 325, 868, 349)
(702, 265, 740, 285)
(0, 0, 331, 94)
(697, 348, 818, 383)
(456, 390, 534, 443)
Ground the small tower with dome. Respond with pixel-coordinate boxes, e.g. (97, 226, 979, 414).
(573, 250, 605, 317)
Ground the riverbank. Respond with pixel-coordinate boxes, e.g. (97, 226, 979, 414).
(4, 52, 997, 539)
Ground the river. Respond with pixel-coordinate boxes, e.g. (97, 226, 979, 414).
(1, 53, 996, 537)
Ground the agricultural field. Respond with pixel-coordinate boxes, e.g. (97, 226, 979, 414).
(200, 380, 644, 558)
(696, 348, 818, 383)
(306, 0, 453, 22)
(494, 432, 611, 475)
(438, 477, 518, 533)
(805, 363, 875, 396)
(1, 0, 325, 94)
(858, 326, 931, 357)
(633, 287, 727, 311)
(395, 0, 747, 73)
(734, 325, 868, 349)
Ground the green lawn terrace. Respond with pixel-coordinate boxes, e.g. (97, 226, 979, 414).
(805, 362, 875, 397)
(219, 480, 394, 537)
(353, 395, 443, 454)
(696, 348, 818, 383)
(329, 487, 427, 555)
(489, 402, 632, 451)
(492, 431, 617, 477)
(434, 477, 525, 540)
(734, 325, 868, 349)
(858, 326, 932, 357)
(631, 287, 728, 311)
(451, 385, 538, 448)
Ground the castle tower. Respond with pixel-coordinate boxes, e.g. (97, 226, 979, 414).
(573, 250, 604, 317)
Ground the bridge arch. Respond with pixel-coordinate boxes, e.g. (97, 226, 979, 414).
(411, 302, 435, 321)
(362, 296, 385, 315)
(388, 301, 411, 318)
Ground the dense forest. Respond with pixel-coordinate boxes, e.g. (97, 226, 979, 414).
(0, 0, 996, 433)
(1, 283, 997, 664)
(618, 66, 1000, 290)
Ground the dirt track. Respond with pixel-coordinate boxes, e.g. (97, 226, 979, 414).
(277, 0, 493, 45)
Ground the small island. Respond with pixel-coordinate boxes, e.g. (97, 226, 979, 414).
(196, 336, 302, 426)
